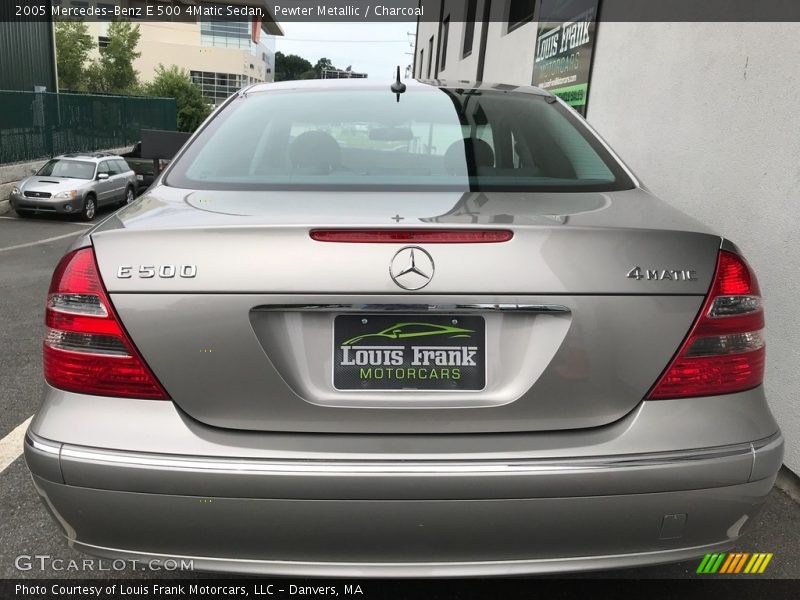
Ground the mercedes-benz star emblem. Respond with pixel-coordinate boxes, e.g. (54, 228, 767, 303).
(389, 246, 435, 290)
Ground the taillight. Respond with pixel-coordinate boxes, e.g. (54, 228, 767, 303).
(43, 247, 169, 400)
(648, 250, 764, 399)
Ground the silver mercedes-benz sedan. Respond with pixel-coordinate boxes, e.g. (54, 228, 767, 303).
(25, 79, 783, 576)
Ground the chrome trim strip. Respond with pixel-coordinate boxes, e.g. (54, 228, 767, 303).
(752, 431, 783, 451)
(25, 433, 61, 457)
(73, 539, 736, 577)
(252, 303, 571, 314)
(54, 437, 774, 477)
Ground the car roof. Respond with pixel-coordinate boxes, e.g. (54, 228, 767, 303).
(242, 78, 553, 98)
(55, 153, 124, 162)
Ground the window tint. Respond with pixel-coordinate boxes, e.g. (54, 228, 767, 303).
(115, 159, 131, 174)
(166, 88, 633, 193)
(97, 161, 111, 175)
(38, 159, 95, 180)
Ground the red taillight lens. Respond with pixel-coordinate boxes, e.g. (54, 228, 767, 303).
(310, 229, 514, 243)
(43, 248, 169, 400)
(648, 250, 764, 399)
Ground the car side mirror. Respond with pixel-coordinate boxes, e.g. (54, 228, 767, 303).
(97, 173, 109, 180)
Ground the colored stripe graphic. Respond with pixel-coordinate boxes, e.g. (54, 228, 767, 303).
(719, 553, 736, 573)
(758, 553, 773, 573)
(700, 552, 773, 574)
(696, 553, 713, 573)
(749, 554, 764, 573)
(710, 553, 726, 573)
(744, 553, 774, 573)
(697, 553, 728, 573)
(734, 553, 750, 573)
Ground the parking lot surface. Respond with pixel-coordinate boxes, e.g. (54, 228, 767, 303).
(0, 212, 798, 580)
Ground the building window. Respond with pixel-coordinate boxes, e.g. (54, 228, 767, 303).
(440, 17, 450, 72)
(98, 36, 110, 50)
(418, 49, 424, 78)
(507, 0, 536, 32)
(462, 0, 477, 57)
(201, 15, 252, 49)
(190, 70, 251, 103)
(427, 36, 434, 78)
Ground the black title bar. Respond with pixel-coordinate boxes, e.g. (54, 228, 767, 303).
(5, 0, 800, 23)
(4, 578, 800, 600)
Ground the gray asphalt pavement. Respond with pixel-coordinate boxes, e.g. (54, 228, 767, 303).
(0, 215, 92, 441)
(0, 211, 798, 581)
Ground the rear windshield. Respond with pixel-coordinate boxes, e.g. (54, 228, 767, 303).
(166, 87, 634, 192)
(37, 159, 96, 180)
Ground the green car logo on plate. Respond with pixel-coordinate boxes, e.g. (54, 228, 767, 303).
(342, 322, 474, 347)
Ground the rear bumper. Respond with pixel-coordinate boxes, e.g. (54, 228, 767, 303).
(25, 425, 783, 576)
(25, 386, 784, 576)
(29, 474, 777, 577)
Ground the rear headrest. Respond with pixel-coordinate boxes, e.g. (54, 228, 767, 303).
(289, 130, 342, 174)
(444, 138, 495, 174)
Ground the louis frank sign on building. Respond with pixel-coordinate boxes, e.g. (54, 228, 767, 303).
(532, 0, 601, 115)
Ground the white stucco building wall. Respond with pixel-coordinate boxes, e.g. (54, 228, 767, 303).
(78, 0, 282, 103)
(587, 22, 799, 473)
(415, 0, 540, 83)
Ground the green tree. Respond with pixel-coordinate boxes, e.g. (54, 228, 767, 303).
(275, 52, 314, 81)
(145, 65, 211, 132)
(313, 57, 336, 78)
(54, 21, 94, 91)
(88, 21, 142, 93)
(84, 61, 108, 94)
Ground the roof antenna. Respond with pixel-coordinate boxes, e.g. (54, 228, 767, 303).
(390, 66, 406, 102)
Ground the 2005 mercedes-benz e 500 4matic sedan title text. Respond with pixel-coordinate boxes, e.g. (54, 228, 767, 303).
(25, 79, 783, 576)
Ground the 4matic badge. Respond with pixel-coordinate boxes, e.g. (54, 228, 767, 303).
(626, 266, 698, 282)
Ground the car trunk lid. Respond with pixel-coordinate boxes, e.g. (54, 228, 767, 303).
(90, 186, 720, 433)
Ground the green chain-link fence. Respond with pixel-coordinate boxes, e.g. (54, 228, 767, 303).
(0, 90, 177, 165)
